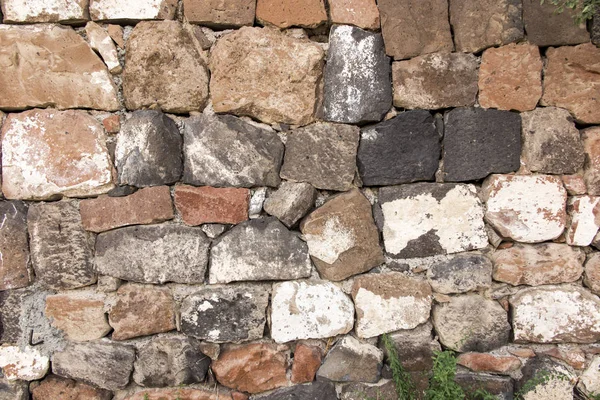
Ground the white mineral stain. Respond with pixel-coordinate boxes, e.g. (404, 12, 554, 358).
(304, 216, 356, 264)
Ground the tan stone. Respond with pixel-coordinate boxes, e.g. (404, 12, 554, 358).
(0, 25, 119, 111)
(210, 27, 324, 125)
(566, 196, 600, 246)
(45, 292, 110, 341)
(583, 127, 600, 195)
(0, 201, 30, 290)
(562, 175, 587, 196)
(183, 0, 255, 28)
(508, 348, 536, 358)
(457, 353, 521, 374)
(80, 186, 174, 233)
(1, 0, 89, 23)
(123, 388, 237, 400)
(85, 21, 121, 74)
(329, 0, 380, 30)
(107, 24, 124, 48)
(584, 253, 600, 295)
(89, 0, 177, 21)
(542, 43, 600, 124)
(479, 43, 542, 112)
(32, 374, 112, 400)
(291, 343, 322, 384)
(174, 185, 249, 226)
(102, 115, 120, 134)
(1, 109, 114, 200)
(256, 0, 327, 28)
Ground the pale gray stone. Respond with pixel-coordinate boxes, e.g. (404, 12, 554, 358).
(427, 254, 493, 294)
(264, 181, 316, 228)
(317, 336, 383, 383)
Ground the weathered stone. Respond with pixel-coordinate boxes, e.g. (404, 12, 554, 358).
(442, 108, 521, 182)
(271, 281, 354, 343)
(378, 0, 453, 60)
(108, 283, 176, 340)
(264, 182, 316, 228)
(301, 190, 383, 281)
(174, 186, 249, 226)
(256, 0, 327, 28)
(210, 27, 324, 125)
(433, 294, 510, 352)
(427, 254, 492, 294)
(89, 0, 177, 21)
(0, 374, 28, 400)
(103, 115, 120, 134)
(595, 9, 600, 46)
(457, 353, 521, 374)
(578, 355, 600, 398)
(32, 375, 112, 400)
(2, 109, 114, 200)
(523, 0, 590, 46)
(585, 253, 600, 295)
(123, 21, 209, 113)
(562, 175, 587, 196)
(341, 380, 398, 400)
(0, 346, 49, 381)
(317, 336, 383, 383)
(323, 25, 392, 124)
(28, 202, 95, 290)
(378, 183, 488, 258)
(249, 187, 267, 219)
(482, 174, 567, 243)
(201, 224, 227, 239)
(352, 273, 432, 338)
(584, 127, 600, 195)
(280, 123, 359, 191)
(357, 111, 440, 186)
(455, 372, 514, 400)
(52, 341, 135, 390)
(183, 0, 255, 27)
(212, 343, 290, 393)
(1, 0, 88, 23)
(45, 292, 110, 341)
(516, 357, 574, 400)
(183, 114, 284, 188)
(380, 322, 441, 372)
(511, 285, 600, 343)
(120, 388, 240, 400)
(95, 225, 210, 284)
(0, 202, 29, 290)
(329, 0, 380, 30)
(492, 243, 584, 286)
(478, 43, 543, 112)
(392, 53, 478, 110)
(260, 381, 337, 400)
(0, 289, 30, 344)
(566, 196, 600, 246)
(97, 276, 121, 292)
(537, 345, 586, 370)
(291, 343, 322, 384)
(542, 43, 600, 124)
(86, 22, 121, 74)
(107, 25, 124, 48)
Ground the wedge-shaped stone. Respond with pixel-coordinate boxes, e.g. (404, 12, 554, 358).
(566, 196, 600, 246)
(89, 0, 177, 21)
(32, 375, 112, 400)
(256, 0, 327, 28)
(0, 346, 49, 381)
(1, 0, 89, 23)
(523, 0, 590, 46)
(263, 181, 316, 228)
(427, 254, 492, 294)
(0, 201, 30, 290)
(45, 292, 110, 341)
(291, 343, 322, 384)
(317, 336, 383, 383)
(584, 127, 600, 195)
(86, 22, 121, 74)
(183, 0, 255, 27)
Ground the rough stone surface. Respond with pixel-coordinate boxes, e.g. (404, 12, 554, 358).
(566, 196, 600, 246)
(578, 355, 600, 398)
(378, 183, 488, 258)
(352, 273, 432, 338)
(210, 27, 324, 125)
(2, 109, 114, 200)
(523, 0, 590, 46)
(456, 373, 514, 400)
(95, 225, 210, 284)
(381, 322, 441, 372)
(329, 0, 380, 30)
(183, 0, 255, 27)
(482, 174, 567, 243)
(0, 288, 30, 344)
(492, 243, 585, 286)
(291, 343, 323, 384)
(123, 21, 209, 113)
(256, 0, 326, 28)
(264, 182, 316, 228)
(1, 0, 88, 23)
(317, 336, 383, 383)
(323, 25, 392, 124)
(341, 380, 398, 400)
(181, 286, 269, 343)
(357, 111, 440, 186)
(174, 185, 249, 226)
(584, 127, 600, 195)
(510, 285, 600, 343)
(271, 281, 354, 343)
(595, 10, 600, 46)
(86, 22, 121, 74)
(183, 114, 284, 188)
(427, 254, 493, 294)
(433, 294, 511, 352)
(563, 175, 587, 196)
(542, 43, 600, 124)
(457, 353, 521, 374)
(45, 292, 110, 341)
(378, 0, 453, 60)
(259, 381, 336, 400)
(584, 253, 600, 295)
(32, 375, 112, 400)
(119, 388, 240, 400)
(280, 123, 359, 191)
(516, 357, 574, 400)
(0, 346, 49, 381)
(442, 108, 522, 182)
(301, 190, 383, 281)
(0, 374, 28, 400)
(0, 25, 119, 111)
(392, 53, 478, 110)
(28, 202, 95, 290)
(478, 43, 543, 112)
(0, 201, 29, 290)
(89, 0, 177, 21)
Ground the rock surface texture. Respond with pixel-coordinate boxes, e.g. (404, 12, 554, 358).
(0, 201, 30, 290)
(1, 0, 89, 23)
(89, 0, 178, 21)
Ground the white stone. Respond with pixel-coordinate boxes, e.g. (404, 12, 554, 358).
(566, 196, 600, 246)
(1, 0, 88, 23)
(249, 187, 267, 219)
(0, 346, 49, 381)
(578, 355, 600, 397)
(89, 0, 177, 21)
(85, 22, 121, 74)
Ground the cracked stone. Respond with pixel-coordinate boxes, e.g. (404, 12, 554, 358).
(45, 292, 110, 342)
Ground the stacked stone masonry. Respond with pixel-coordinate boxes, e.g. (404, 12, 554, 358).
(1, 0, 600, 399)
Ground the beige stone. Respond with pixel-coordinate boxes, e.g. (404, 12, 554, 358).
(583, 127, 600, 195)
(85, 21, 121, 74)
(45, 292, 111, 341)
(256, 0, 327, 28)
(183, 0, 255, 27)
(107, 24, 124, 48)
(562, 175, 587, 196)
(585, 253, 600, 295)
(89, 0, 177, 21)
(32, 375, 112, 400)
(457, 353, 521, 374)
(1, 0, 89, 23)
(329, 0, 380, 30)
(566, 196, 600, 246)
(0, 346, 49, 381)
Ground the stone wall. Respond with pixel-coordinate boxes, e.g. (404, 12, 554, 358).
(1, 0, 600, 399)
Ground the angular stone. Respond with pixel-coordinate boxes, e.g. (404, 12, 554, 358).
(95, 225, 210, 284)
(455, 372, 514, 399)
(537, 345, 586, 370)
(301, 190, 383, 281)
(584, 127, 600, 195)
(478, 43, 542, 112)
(32, 375, 112, 400)
(585, 253, 600, 295)
(352, 273, 432, 338)
(183, 0, 255, 27)
(2, 109, 114, 200)
(341, 380, 398, 400)
(427, 254, 493, 294)
(0, 201, 29, 290)
(433, 294, 510, 352)
(52, 341, 135, 390)
(329, 0, 380, 30)
(264, 182, 316, 228)
(89, 0, 177, 21)
(120, 388, 240, 400)
(212, 343, 290, 393)
(317, 336, 383, 383)
(201, 224, 227, 239)
(563, 174, 587, 196)
(457, 353, 521, 374)
(323, 25, 392, 124)
(256, 0, 327, 28)
(249, 187, 267, 219)
(511, 285, 600, 343)
(379, 183, 488, 258)
(0, 373, 28, 400)
(174, 185, 249, 226)
(378, 0, 453, 60)
(123, 21, 209, 113)
(523, 0, 590, 46)
(516, 356, 574, 400)
(442, 108, 521, 182)
(0, 288, 30, 344)
(103, 115, 120, 134)
(0, 25, 119, 111)
(357, 111, 440, 186)
(482, 174, 567, 243)
(291, 343, 322, 384)
(183, 114, 284, 188)
(578, 355, 600, 398)
(492, 243, 584, 286)
(86, 22, 121, 74)
(210, 27, 324, 125)
(566, 196, 600, 246)
(107, 25, 124, 48)
(28, 202, 95, 290)
(0, 346, 49, 381)
(380, 322, 441, 372)
(271, 281, 354, 343)
(181, 286, 268, 343)
(392, 53, 478, 110)
(45, 292, 110, 341)
(542, 43, 600, 124)
(1, 0, 88, 23)
(260, 382, 336, 400)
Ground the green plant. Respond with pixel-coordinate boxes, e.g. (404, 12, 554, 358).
(143, 394, 150, 400)
(425, 350, 466, 400)
(382, 333, 417, 400)
(514, 369, 570, 399)
(541, 0, 599, 24)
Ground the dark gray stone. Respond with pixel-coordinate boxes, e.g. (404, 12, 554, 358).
(442, 108, 521, 182)
(455, 372, 514, 400)
(0, 288, 31, 344)
(516, 357, 574, 399)
(0, 372, 28, 400)
(523, 0, 590, 46)
(180, 285, 269, 343)
(0, 201, 30, 290)
(357, 110, 440, 186)
(259, 381, 337, 400)
(107, 185, 138, 197)
(317, 336, 383, 383)
(323, 25, 392, 124)
(379, 322, 441, 372)
(115, 110, 183, 187)
(183, 114, 284, 188)
(340, 380, 398, 400)
(427, 254, 493, 294)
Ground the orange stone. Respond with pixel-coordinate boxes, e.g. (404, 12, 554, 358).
(45, 292, 111, 342)
(102, 115, 120, 134)
(457, 353, 521, 374)
(256, 0, 327, 28)
(174, 185, 249, 226)
(291, 343, 322, 384)
(32, 375, 112, 400)
(537, 346, 586, 370)
(329, 0, 380, 30)
(183, 0, 255, 27)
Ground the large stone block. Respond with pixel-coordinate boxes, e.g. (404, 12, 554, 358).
(523, 0, 590, 46)
(174, 185, 249, 226)
(89, 0, 177, 21)
(32, 375, 111, 400)
(0, 201, 30, 290)
(427, 254, 492, 294)
(256, 0, 327, 28)
(45, 292, 111, 341)
(317, 336, 383, 383)
(1, 0, 89, 23)
(183, 0, 255, 27)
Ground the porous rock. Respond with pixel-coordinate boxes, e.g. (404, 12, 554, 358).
(380, 322, 441, 372)
(183, 0, 255, 28)
(329, 0, 380, 30)
(317, 336, 383, 383)
(89, 0, 177, 21)
(584, 253, 600, 295)
(0, 201, 30, 290)
(175, 185, 249, 226)
(259, 381, 337, 400)
(0, 346, 49, 381)
(457, 353, 521, 374)
(1, 0, 89, 23)
(263, 181, 316, 228)
(45, 292, 111, 341)
(0, 288, 31, 344)
(566, 196, 600, 246)
(516, 356, 574, 400)
(291, 343, 323, 384)
(427, 254, 493, 294)
(584, 127, 600, 195)
(256, 0, 327, 28)
(523, 0, 590, 46)
(455, 373, 514, 399)
(32, 374, 112, 400)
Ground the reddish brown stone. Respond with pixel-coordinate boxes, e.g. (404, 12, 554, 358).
(585, 253, 600, 295)
(80, 186, 174, 233)
(123, 388, 237, 400)
(0, 201, 30, 290)
(457, 353, 521, 374)
(102, 115, 120, 134)
(537, 346, 586, 370)
(183, 0, 255, 27)
(256, 0, 327, 28)
(563, 175, 587, 196)
(107, 24, 124, 48)
(508, 348, 536, 358)
(291, 343, 322, 384)
(32, 374, 112, 400)
(583, 127, 600, 196)
(174, 185, 249, 226)
(329, 0, 380, 30)
(45, 292, 110, 342)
